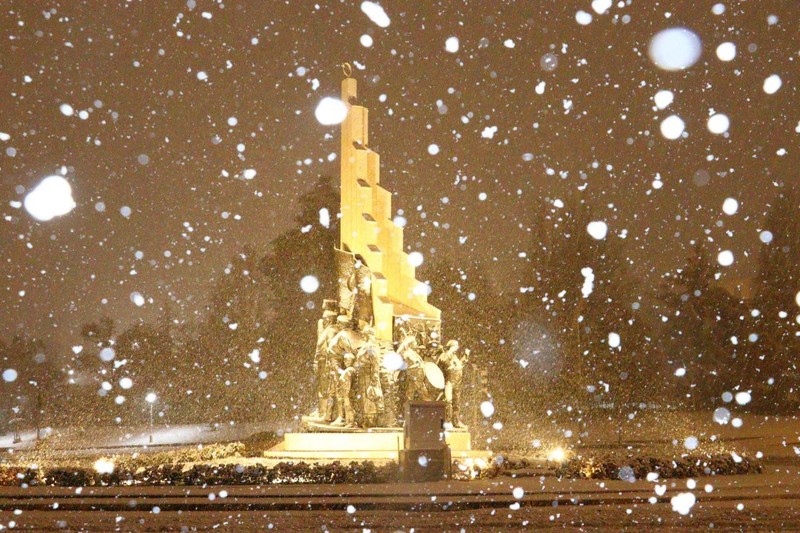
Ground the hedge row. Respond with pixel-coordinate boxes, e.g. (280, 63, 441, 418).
(0, 461, 399, 487)
(554, 453, 761, 480)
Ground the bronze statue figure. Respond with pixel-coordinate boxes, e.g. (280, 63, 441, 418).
(437, 339, 468, 428)
(399, 335, 428, 403)
(313, 309, 339, 418)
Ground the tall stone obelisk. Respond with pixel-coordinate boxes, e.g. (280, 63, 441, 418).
(337, 71, 440, 342)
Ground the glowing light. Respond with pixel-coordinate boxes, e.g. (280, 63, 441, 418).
(660, 115, 685, 140)
(319, 208, 330, 228)
(591, 0, 612, 14)
(581, 267, 595, 297)
(360, 34, 373, 48)
(99, 347, 115, 362)
(575, 10, 593, 25)
(649, 28, 702, 71)
(445, 36, 459, 53)
(763, 74, 782, 95)
(408, 251, 423, 267)
(735, 391, 751, 405)
(654, 90, 674, 110)
(608, 332, 621, 348)
(427, 143, 440, 155)
(547, 447, 566, 462)
(300, 275, 319, 293)
(707, 113, 730, 135)
(382, 351, 404, 371)
(480, 401, 495, 417)
(670, 492, 696, 515)
(717, 250, 734, 267)
(721, 198, 739, 215)
(713, 407, 731, 424)
(586, 221, 608, 240)
(119, 377, 133, 389)
(145, 392, 157, 403)
(23, 175, 77, 221)
(2, 369, 18, 383)
(314, 97, 348, 126)
(716, 42, 736, 61)
(94, 459, 115, 474)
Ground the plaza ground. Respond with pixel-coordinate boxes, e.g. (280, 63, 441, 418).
(2, 465, 800, 530)
(3, 410, 799, 460)
(2, 411, 800, 530)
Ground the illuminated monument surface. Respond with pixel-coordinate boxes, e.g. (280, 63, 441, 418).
(265, 69, 488, 463)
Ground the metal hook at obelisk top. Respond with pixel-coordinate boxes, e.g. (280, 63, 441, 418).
(341, 62, 353, 78)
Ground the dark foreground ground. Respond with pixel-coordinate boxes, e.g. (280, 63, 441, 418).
(2, 464, 800, 531)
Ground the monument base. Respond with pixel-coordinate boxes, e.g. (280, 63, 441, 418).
(263, 427, 490, 464)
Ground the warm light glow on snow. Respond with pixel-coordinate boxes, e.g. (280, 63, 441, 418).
(94, 459, 115, 474)
(548, 447, 567, 462)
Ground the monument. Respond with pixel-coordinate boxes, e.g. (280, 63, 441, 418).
(264, 66, 488, 465)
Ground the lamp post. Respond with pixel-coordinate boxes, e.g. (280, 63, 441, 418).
(145, 392, 157, 444)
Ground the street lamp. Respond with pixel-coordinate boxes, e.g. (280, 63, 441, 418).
(145, 392, 157, 444)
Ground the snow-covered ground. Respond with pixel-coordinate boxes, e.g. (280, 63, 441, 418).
(3, 410, 799, 467)
(492, 410, 800, 461)
(2, 466, 800, 530)
(0, 422, 276, 454)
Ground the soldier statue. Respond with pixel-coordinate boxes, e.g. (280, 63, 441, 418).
(399, 334, 428, 402)
(312, 309, 339, 418)
(332, 353, 357, 428)
(347, 255, 373, 326)
(323, 315, 359, 423)
(437, 340, 468, 428)
(354, 326, 384, 427)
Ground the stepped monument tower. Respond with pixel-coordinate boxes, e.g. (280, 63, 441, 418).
(264, 67, 487, 466)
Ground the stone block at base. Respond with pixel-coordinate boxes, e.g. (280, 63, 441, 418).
(263, 429, 490, 464)
(284, 431, 402, 453)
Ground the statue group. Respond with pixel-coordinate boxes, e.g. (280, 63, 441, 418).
(309, 299, 470, 430)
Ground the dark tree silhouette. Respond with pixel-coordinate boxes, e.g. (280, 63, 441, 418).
(657, 242, 743, 409)
(751, 187, 800, 411)
(259, 176, 339, 415)
(514, 195, 651, 427)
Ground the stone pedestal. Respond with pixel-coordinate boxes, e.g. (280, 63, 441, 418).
(263, 427, 487, 463)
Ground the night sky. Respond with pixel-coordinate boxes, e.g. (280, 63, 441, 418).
(1, 1, 797, 346)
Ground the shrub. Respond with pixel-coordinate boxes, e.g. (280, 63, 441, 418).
(554, 452, 761, 480)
